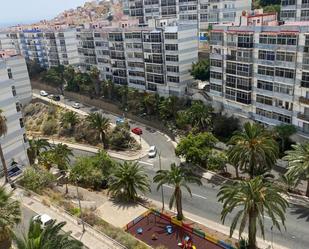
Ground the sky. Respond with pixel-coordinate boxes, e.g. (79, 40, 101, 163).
(0, 0, 87, 26)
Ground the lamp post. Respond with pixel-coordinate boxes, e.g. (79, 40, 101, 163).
(158, 151, 165, 210)
(75, 178, 85, 233)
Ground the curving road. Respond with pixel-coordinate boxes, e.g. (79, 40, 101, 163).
(32, 90, 309, 249)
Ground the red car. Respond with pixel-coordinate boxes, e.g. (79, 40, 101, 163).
(131, 127, 143, 135)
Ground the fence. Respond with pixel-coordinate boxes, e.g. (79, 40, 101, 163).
(125, 208, 236, 249)
(31, 81, 175, 140)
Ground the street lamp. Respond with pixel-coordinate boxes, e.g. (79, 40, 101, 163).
(75, 178, 85, 233)
(158, 151, 165, 210)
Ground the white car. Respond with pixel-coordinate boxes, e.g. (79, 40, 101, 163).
(148, 145, 157, 158)
(40, 90, 48, 97)
(32, 214, 53, 228)
(72, 102, 80, 109)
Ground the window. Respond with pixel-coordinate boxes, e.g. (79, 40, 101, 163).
(210, 32, 223, 45)
(301, 72, 309, 88)
(258, 50, 275, 61)
(258, 65, 274, 76)
(276, 51, 295, 62)
(210, 59, 222, 68)
(23, 134, 28, 143)
(256, 94, 273, 106)
(301, 10, 309, 21)
(210, 83, 222, 92)
(277, 34, 297, 45)
(7, 68, 12, 79)
(259, 34, 276, 44)
(280, 10, 296, 19)
(281, 0, 296, 6)
(12, 86, 16, 96)
(165, 44, 178, 51)
(275, 67, 294, 79)
(166, 55, 178, 61)
(210, 71, 222, 80)
(167, 76, 179, 83)
(164, 33, 177, 40)
(237, 34, 253, 48)
(257, 80, 273, 91)
(166, 65, 179, 73)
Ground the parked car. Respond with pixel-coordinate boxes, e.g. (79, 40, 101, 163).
(116, 117, 125, 125)
(32, 214, 53, 228)
(40, 90, 48, 97)
(148, 145, 157, 158)
(52, 95, 60, 101)
(72, 102, 80, 109)
(48, 94, 54, 99)
(131, 127, 143, 135)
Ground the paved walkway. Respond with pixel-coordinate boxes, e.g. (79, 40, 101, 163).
(10, 187, 126, 249)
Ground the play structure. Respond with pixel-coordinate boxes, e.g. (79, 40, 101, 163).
(126, 209, 236, 249)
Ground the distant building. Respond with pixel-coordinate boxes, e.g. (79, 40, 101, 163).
(281, 0, 309, 22)
(0, 50, 31, 174)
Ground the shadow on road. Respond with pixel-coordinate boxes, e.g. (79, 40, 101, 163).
(291, 204, 309, 222)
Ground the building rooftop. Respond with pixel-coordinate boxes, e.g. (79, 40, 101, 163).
(0, 49, 19, 59)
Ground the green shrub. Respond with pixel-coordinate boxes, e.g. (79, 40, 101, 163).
(42, 119, 58, 135)
(20, 167, 55, 193)
(69, 207, 81, 217)
(109, 125, 135, 150)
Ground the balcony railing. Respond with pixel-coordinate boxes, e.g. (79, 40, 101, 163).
(297, 112, 309, 122)
(299, 96, 309, 105)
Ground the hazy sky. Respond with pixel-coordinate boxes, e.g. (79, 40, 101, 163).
(0, 0, 87, 25)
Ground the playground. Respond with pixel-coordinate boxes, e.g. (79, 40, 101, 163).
(126, 211, 231, 249)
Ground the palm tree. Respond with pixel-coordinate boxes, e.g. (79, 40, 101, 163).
(227, 122, 279, 179)
(14, 219, 83, 249)
(153, 163, 202, 220)
(217, 177, 288, 249)
(0, 186, 21, 249)
(0, 109, 9, 183)
(90, 66, 101, 96)
(27, 138, 51, 165)
(108, 161, 150, 202)
(283, 143, 309, 197)
(38, 151, 55, 171)
(86, 113, 110, 149)
(60, 111, 79, 132)
(186, 101, 213, 132)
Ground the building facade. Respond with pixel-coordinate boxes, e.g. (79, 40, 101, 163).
(77, 20, 198, 96)
(281, 0, 309, 22)
(128, 0, 252, 30)
(0, 51, 31, 174)
(209, 15, 309, 134)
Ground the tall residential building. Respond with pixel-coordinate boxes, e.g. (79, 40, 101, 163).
(208, 12, 309, 134)
(0, 50, 31, 174)
(78, 19, 198, 96)
(280, 0, 309, 21)
(0, 29, 80, 69)
(127, 0, 252, 29)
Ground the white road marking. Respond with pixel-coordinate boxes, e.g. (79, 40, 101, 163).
(138, 161, 154, 166)
(163, 185, 207, 200)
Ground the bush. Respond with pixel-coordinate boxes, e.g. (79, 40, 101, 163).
(212, 115, 240, 141)
(23, 104, 35, 116)
(109, 124, 135, 150)
(81, 211, 97, 226)
(20, 167, 55, 193)
(74, 122, 100, 145)
(207, 151, 227, 172)
(42, 119, 58, 135)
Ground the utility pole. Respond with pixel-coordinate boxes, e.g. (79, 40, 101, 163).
(159, 151, 165, 210)
(76, 180, 85, 233)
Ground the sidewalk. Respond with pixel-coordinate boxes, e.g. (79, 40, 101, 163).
(11, 187, 126, 249)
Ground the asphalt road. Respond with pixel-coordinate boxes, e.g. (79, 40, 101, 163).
(33, 90, 309, 249)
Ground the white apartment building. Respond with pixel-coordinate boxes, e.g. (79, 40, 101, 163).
(281, 0, 309, 21)
(0, 50, 31, 174)
(127, 0, 252, 30)
(209, 13, 309, 134)
(0, 29, 80, 69)
(77, 19, 198, 96)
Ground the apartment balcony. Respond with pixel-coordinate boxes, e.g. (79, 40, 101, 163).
(299, 96, 309, 105)
(297, 112, 309, 122)
(226, 55, 253, 63)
